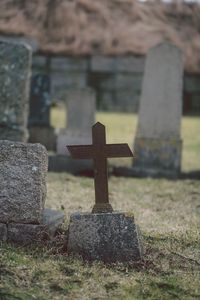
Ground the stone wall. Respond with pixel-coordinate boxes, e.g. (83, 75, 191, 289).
(32, 54, 200, 114)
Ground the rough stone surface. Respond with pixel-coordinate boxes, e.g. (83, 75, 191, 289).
(0, 224, 7, 241)
(67, 212, 143, 263)
(0, 40, 32, 142)
(57, 88, 96, 155)
(7, 208, 65, 244)
(0, 140, 48, 224)
(134, 42, 183, 175)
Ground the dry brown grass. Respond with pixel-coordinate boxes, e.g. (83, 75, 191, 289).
(0, 0, 200, 72)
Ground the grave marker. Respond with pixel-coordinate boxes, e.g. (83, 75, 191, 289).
(0, 40, 32, 142)
(28, 74, 56, 150)
(133, 42, 183, 177)
(57, 87, 95, 155)
(68, 122, 133, 213)
(29, 74, 51, 127)
(67, 123, 143, 262)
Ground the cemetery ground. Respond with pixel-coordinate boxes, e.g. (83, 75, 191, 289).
(0, 111, 200, 300)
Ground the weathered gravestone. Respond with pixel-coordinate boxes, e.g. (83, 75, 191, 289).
(28, 74, 56, 150)
(66, 122, 143, 263)
(0, 140, 64, 243)
(0, 40, 32, 142)
(133, 42, 183, 177)
(56, 87, 95, 155)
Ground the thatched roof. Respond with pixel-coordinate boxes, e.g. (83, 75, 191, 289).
(0, 0, 200, 73)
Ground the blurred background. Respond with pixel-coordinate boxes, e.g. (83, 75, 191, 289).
(0, 0, 199, 172)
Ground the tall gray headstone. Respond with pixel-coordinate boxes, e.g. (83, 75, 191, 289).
(57, 88, 96, 155)
(133, 43, 183, 177)
(0, 40, 32, 142)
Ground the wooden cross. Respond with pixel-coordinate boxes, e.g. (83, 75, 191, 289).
(67, 122, 133, 213)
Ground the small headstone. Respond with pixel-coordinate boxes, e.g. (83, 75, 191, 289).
(0, 140, 64, 243)
(28, 74, 56, 150)
(0, 140, 47, 223)
(66, 123, 143, 262)
(133, 42, 183, 177)
(0, 40, 32, 142)
(57, 87, 95, 155)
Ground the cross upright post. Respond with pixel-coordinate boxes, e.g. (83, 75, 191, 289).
(67, 122, 133, 213)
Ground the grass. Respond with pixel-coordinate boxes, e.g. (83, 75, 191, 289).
(0, 109, 199, 299)
(0, 175, 200, 299)
(51, 107, 200, 172)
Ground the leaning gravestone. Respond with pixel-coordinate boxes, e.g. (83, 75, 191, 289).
(28, 74, 56, 150)
(133, 42, 183, 177)
(56, 87, 95, 155)
(66, 123, 143, 263)
(0, 140, 64, 243)
(0, 40, 32, 142)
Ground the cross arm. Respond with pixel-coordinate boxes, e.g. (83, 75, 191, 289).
(67, 145, 94, 159)
(105, 144, 133, 158)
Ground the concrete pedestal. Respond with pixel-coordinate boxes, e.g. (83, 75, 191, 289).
(67, 212, 143, 263)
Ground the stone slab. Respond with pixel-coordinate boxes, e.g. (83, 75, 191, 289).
(0, 224, 7, 242)
(66, 88, 95, 131)
(136, 42, 183, 139)
(0, 40, 32, 142)
(7, 208, 65, 244)
(29, 126, 56, 151)
(67, 212, 143, 263)
(0, 140, 48, 224)
(48, 154, 93, 174)
(56, 87, 95, 155)
(133, 137, 182, 176)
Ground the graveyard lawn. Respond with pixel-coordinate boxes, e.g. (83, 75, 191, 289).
(0, 111, 199, 299)
(51, 109, 200, 172)
(0, 174, 199, 300)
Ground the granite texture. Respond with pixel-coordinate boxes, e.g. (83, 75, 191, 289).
(0, 140, 48, 224)
(7, 208, 65, 244)
(0, 40, 32, 142)
(67, 212, 143, 263)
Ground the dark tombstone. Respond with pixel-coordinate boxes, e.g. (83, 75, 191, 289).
(28, 74, 56, 150)
(66, 122, 143, 263)
(29, 74, 51, 127)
